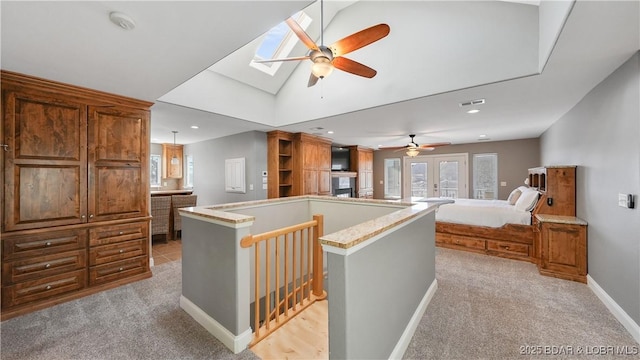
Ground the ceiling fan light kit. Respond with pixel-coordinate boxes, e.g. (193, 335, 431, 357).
(379, 134, 452, 157)
(259, 0, 390, 87)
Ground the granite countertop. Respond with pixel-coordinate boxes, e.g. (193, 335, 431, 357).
(535, 214, 587, 225)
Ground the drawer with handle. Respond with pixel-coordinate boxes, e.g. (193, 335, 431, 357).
(2, 229, 87, 261)
(89, 256, 148, 286)
(486, 240, 529, 257)
(2, 250, 86, 285)
(2, 270, 86, 308)
(89, 238, 146, 266)
(89, 221, 148, 247)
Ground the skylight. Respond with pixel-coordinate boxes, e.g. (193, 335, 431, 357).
(250, 11, 312, 76)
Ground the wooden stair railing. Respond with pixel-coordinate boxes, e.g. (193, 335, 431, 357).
(240, 214, 327, 346)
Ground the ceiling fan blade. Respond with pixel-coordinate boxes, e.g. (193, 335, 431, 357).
(308, 73, 319, 87)
(333, 57, 377, 78)
(329, 24, 390, 57)
(418, 142, 451, 149)
(285, 17, 319, 51)
(253, 56, 310, 63)
(378, 145, 407, 150)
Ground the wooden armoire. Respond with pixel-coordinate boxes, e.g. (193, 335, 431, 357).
(1, 71, 153, 319)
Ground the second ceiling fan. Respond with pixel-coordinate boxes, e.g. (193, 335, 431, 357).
(255, 0, 390, 87)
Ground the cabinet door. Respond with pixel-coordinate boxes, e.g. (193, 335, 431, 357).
(317, 144, 331, 170)
(162, 144, 183, 179)
(2, 89, 88, 231)
(88, 106, 149, 222)
(318, 170, 331, 195)
(303, 142, 318, 169)
(303, 170, 318, 195)
(541, 223, 586, 277)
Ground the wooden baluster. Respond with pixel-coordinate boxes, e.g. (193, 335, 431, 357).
(307, 227, 312, 301)
(254, 240, 260, 339)
(273, 236, 280, 323)
(313, 214, 324, 297)
(284, 233, 289, 316)
(293, 230, 298, 310)
(265, 237, 270, 330)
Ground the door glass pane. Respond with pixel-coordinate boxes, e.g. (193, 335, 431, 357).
(411, 162, 428, 198)
(439, 161, 459, 198)
(473, 153, 497, 199)
(384, 158, 401, 199)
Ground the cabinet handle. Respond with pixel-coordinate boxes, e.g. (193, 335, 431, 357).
(119, 267, 124, 271)
(119, 231, 124, 235)
(45, 263, 51, 269)
(500, 245, 510, 250)
(119, 249, 124, 253)
(45, 285, 52, 290)
(89, 214, 94, 218)
(81, 215, 86, 219)
(45, 242, 52, 247)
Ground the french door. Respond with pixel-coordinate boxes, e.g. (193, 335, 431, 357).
(402, 154, 468, 200)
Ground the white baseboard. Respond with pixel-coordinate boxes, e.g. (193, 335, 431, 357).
(180, 295, 253, 353)
(587, 275, 640, 344)
(389, 279, 438, 359)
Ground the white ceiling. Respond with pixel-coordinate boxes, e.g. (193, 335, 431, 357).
(2, 1, 638, 148)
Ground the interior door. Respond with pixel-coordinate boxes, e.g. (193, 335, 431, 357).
(402, 153, 468, 200)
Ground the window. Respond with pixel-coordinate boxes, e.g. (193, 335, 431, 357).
(150, 154, 161, 187)
(184, 154, 194, 188)
(384, 158, 401, 199)
(473, 153, 498, 199)
(250, 11, 312, 76)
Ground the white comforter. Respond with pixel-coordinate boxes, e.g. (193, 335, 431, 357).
(435, 198, 532, 228)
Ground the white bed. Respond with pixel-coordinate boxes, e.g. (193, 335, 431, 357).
(435, 198, 532, 228)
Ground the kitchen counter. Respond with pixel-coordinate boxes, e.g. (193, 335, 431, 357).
(151, 189, 193, 196)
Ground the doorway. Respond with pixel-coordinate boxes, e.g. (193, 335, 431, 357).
(402, 153, 468, 200)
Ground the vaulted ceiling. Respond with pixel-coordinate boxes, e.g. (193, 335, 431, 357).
(2, 1, 638, 148)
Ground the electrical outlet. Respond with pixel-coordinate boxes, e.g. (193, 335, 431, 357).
(500, 181, 507, 187)
(249, 184, 254, 191)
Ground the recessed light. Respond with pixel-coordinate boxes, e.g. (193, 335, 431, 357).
(479, 134, 487, 138)
(327, 130, 334, 134)
(467, 109, 480, 114)
(191, 125, 199, 129)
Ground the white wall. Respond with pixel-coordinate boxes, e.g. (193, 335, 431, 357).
(185, 131, 268, 206)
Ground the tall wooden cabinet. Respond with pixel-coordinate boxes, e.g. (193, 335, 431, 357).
(1, 71, 152, 319)
(349, 146, 374, 198)
(267, 131, 331, 198)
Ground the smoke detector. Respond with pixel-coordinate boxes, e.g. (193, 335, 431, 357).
(109, 12, 136, 30)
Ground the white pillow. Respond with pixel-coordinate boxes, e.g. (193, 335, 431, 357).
(515, 189, 539, 212)
(507, 189, 522, 205)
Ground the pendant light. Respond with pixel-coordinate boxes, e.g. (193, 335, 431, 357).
(171, 131, 179, 165)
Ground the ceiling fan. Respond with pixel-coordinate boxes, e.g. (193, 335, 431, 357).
(254, 0, 390, 87)
(379, 134, 451, 156)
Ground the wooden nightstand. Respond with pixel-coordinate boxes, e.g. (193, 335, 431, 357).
(535, 214, 588, 283)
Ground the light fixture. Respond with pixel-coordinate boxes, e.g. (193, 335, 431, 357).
(406, 148, 420, 157)
(311, 57, 334, 78)
(467, 109, 480, 114)
(190, 125, 199, 129)
(109, 12, 136, 30)
(171, 131, 179, 165)
(327, 130, 334, 134)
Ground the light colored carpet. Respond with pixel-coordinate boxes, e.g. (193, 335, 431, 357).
(0, 260, 259, 360)
(404, 248, 638, 360)
(1, 249, 637, 359)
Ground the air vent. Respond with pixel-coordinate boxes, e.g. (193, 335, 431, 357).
(309, 127, 324, 131)
(459, 99, 486, 107)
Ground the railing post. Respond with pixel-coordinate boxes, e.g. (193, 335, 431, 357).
(312, 214, 326, 299)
